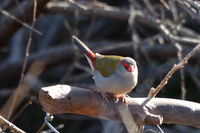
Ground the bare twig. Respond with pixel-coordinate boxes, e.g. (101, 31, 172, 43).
(143, 0, 158, 17)
(39, 85, 200, 128)
(145, 15, 200, 45)
(0, 0, 50, 48)
(177, 0, 200, 10)
(0, 115, 26, 133)
(36, 123, 46, 133)
(149, 43, 200, 98)
(175, 43, 186, 99)
(45, 1, 131, 21)
(0, 9, 41, 35)
(160, 0, 170, 9)
(0, 60, 45, 120)
(45, 1, 200, 45)
(3, 0, 38, 120)
(177, 0, 200, 22)
(10, 97, 33, 122)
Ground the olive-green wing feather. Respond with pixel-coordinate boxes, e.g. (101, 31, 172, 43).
(95, 55, 123, 77)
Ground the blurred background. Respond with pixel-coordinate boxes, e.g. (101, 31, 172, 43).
(0, 0, 200, 132)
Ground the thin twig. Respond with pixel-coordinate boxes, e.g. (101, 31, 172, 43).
(46, 1, 200, 45)
(175, 43, 187, 99)
(0, 8, 42, 35)
(156, 19, 200, 45)
(0, 115, 26, 133)
(177, 0, 200, 22)
(36, 123, 46, 133)
(3, 0, 38, 119)
(0, 0, 50, 48)
(177, 0, 200, 10)
(10, 98, 33, 122)
(45, 1, 131, 21)
(143, 0, 158, 17)
(157, 124, 164, 133)
(149, 43, 200, 98)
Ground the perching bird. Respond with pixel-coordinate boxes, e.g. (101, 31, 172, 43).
(72, 36, 138, 104)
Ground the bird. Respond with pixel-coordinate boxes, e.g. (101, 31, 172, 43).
(72, 36, 138, 104)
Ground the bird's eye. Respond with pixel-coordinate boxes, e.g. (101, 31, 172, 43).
(129, 62, 134, 65)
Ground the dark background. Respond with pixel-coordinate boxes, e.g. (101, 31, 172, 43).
(0, 0, 200, 132)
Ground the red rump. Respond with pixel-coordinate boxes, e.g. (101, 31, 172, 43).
(87, 50, 96, 67)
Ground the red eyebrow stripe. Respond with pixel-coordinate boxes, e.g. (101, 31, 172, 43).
(121, 60, 128, 67)
(121, 60, 135, 72)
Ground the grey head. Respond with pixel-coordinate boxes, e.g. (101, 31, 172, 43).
(117, 57, 138, 76)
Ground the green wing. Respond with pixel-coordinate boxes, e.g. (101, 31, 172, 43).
(95, 55, 123, 77)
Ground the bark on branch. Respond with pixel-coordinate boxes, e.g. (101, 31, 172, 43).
(39, 85, 200, 128)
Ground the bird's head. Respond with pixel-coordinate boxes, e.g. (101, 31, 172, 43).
(117, 57, 138, 76)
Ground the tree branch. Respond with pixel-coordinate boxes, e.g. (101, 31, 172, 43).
(0, 115, 25, 133)
(39, 85, 200, 128)
(45, 1, 130, 21)
(0, 0, 50, 48)
(149, 43, 200, 98)
(0, 9, 41, 35)
(45, 1, 200, 45)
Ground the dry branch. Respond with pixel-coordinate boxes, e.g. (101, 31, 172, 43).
(149, 43, 200, 98)
(45, 1, 200, 45)
(0, 0, 50, 48)
(45, 1, 130, 21)
(39, 85, 200, 128)
(0, 9, 41, 35)
(0, 115, 25, 133)
(0, 61, 45, 119)
(3, 0, 39, 119)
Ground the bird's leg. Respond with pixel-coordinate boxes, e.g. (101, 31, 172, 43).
(114, 94, 129, 106)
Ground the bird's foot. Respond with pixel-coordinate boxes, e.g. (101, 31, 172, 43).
(114, 94, 129, 106)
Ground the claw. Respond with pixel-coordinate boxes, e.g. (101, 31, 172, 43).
(114, 94, 129, 106)
(93, 88, 130, 106)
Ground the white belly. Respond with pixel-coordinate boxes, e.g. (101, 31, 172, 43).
(93, 71, 137, 94)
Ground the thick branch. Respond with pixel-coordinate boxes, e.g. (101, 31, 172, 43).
(45, 1, 200, 45)
(39, 85, 200, 128)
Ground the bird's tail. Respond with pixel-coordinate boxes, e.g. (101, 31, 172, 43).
(72, 36, 96, 70)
